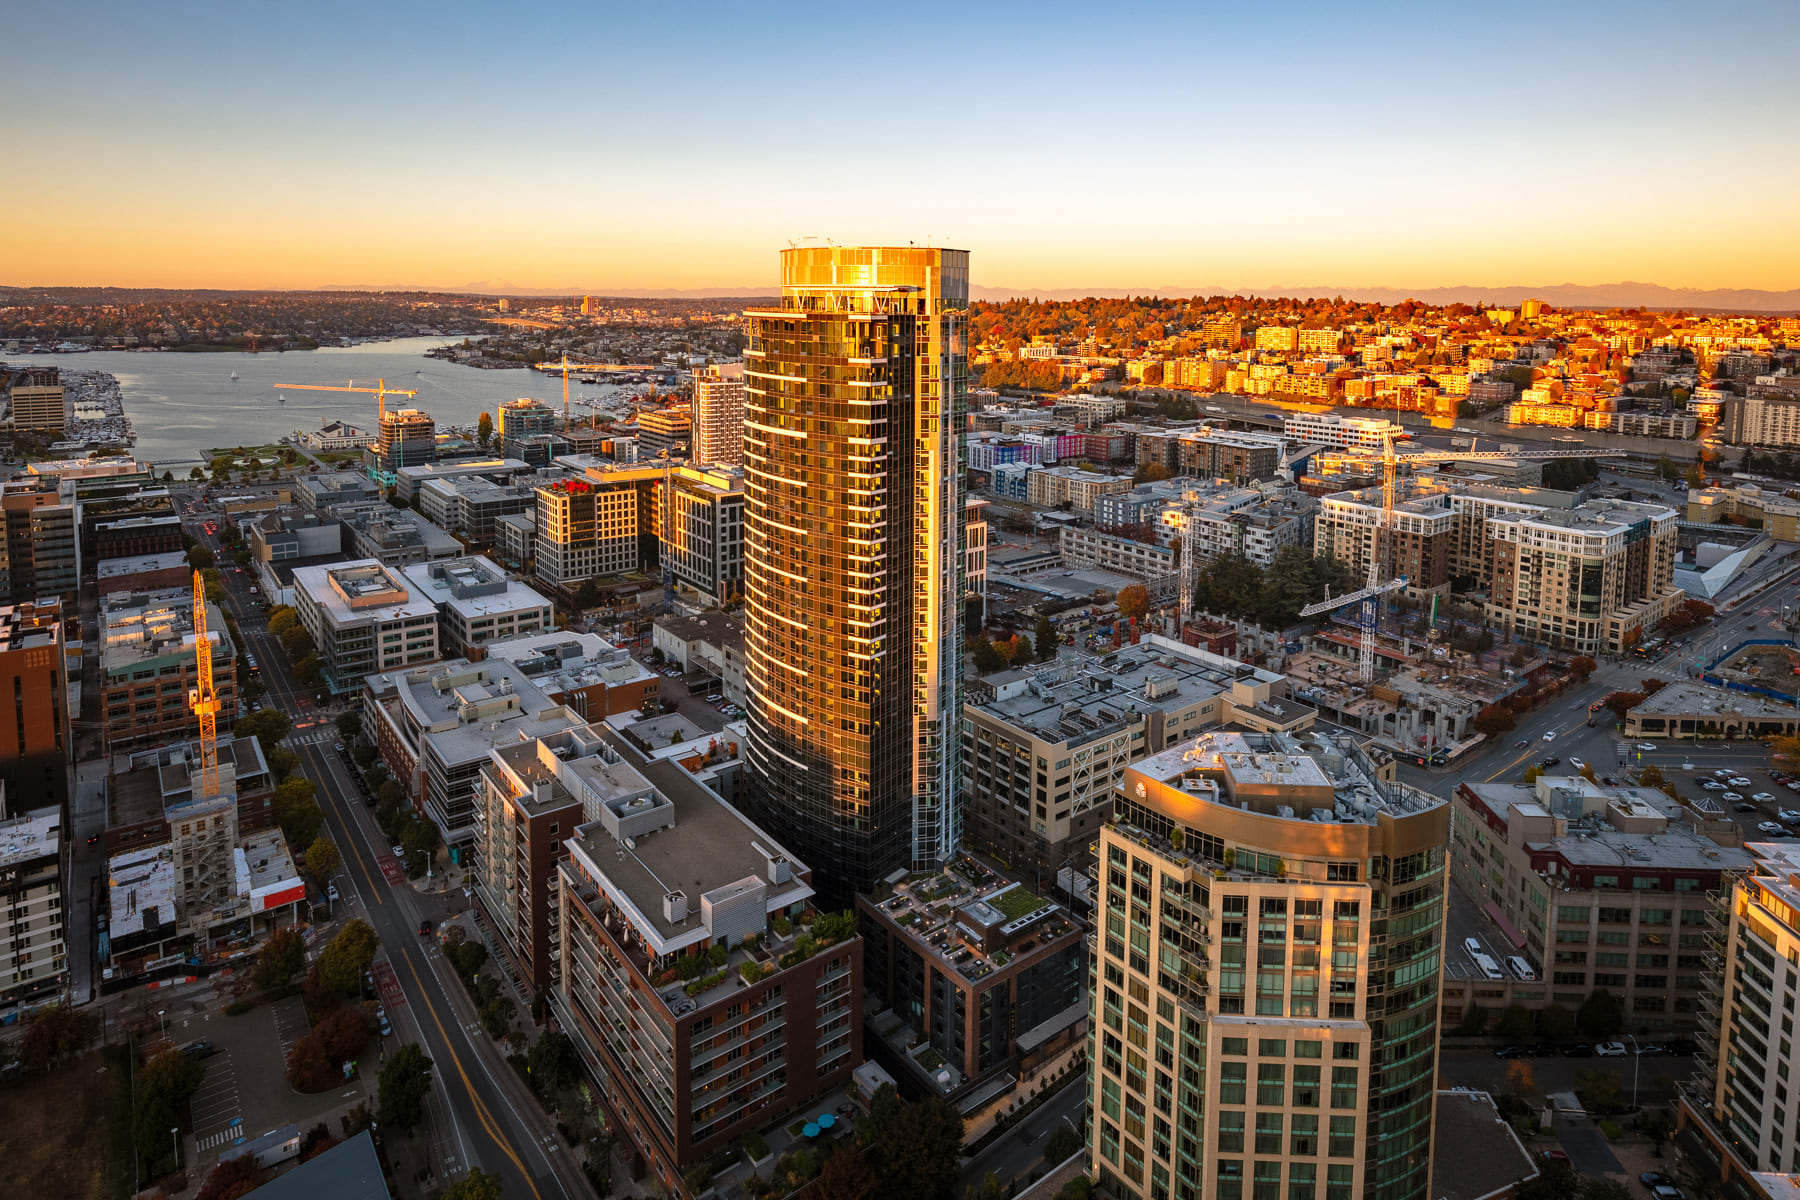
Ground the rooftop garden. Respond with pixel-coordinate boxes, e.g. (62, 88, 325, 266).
(990, 885, 1049, 921)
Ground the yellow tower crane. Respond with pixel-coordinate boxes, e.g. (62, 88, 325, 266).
(189, 569, 222, 799)
(532, 353, 615, 431)
(274, 378, 419, 423)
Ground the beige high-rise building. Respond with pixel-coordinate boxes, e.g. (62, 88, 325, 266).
(692, 362, 747, 466)
(1089, 730, 1448, 1200)
(742, 245, 968, 896)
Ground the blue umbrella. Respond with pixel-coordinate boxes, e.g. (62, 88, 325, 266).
(803, 1123, 820, 1138)
(817, 1113, 837, 1129)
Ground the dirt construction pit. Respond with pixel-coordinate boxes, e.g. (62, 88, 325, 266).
(1712, 641, 1800, 699)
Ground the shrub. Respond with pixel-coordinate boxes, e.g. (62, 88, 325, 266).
(743, 1132, 770, 1161)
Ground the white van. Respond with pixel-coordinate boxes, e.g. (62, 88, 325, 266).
(1507, 956, 1537, 982)
(1472, 952, 1504, 982)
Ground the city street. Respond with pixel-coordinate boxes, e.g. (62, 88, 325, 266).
(959, 1081, 1085, 1195)
(186, 499, 582, 1200)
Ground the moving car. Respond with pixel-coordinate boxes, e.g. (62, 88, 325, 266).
(1757, 822, 1784, 835)
(179, 1040, 215, 1058)
(1570, 758, 1586, 770)
(1595, 1041, 1628, 1056)
(1543, 731, 1557, 742)
(1637, 742, 1658, 751)
(1542, 756, 1561, 767)
(417, 920, 433, 937)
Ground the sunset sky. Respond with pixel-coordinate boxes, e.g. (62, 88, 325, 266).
(11, 0, 1800, 293)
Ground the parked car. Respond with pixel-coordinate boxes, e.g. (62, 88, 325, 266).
(1640, 1173, 1671, 1190)
(1701, 780, 1726, 791)
(1716, 768, 1736, 778)
(1570, 758, 1586, 770)
(1668, 1038, 1698, 1055)
(1494, 1045, 1526, 1058)
(1731, 777, 1754, 787)
(1651, 1186, 1685, 1200)
(1723, 792, 1745, 803)
(1595, 1041, 1628, 1056)
(1735, 802, 1759, 813)
(326, 883, 340, 902)
(1562, 1043, 1595, 1057)
(1753, 792, 1777, 802)
(1781, 810, 1800, 824)
(1757, 822, 1784, 834)
(1635, 1043, 1666, 1056)
(179, 1040, 215, 1059)
(391, 844, 406, 859)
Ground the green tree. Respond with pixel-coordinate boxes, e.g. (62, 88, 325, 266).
(335, 711, 362, 740)
(235, 707, 292, 746)
(1045, 1124, 1083, 1164)
(970, 636, 1005, 674)
(376, 1042, 434, 1132)
(267, 607, 300, 639)
(965, 1172, 1006, 1200)
(1577, 989, 1623, 1038)
(188, 545, 216, 570)
(304, 837, 340, 881)
(317, 919, 379, 995)
(1035, 615, 1058, 662)
(816, 1147, 881, 1200)
(1496, 1004, 1535, 1040)
(1455, 1003, 1489, 1036)
(1537, 1003, 1575, 1040)
(1655, 456, 1680, 482)
(251, 926, 307, 993)
(526, 1030, 580, 1099)
(1575, 1066, 1623, 1110)
(868, 1095, 964, 1200)
(275, 780, 322, 849)
(441, 1169, 504, 1200)
(401, 818, 441, 879)
(477, 412, 494, 449)
(189, 465, 206, 481)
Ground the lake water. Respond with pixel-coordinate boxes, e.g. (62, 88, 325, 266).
(5, 336, 638, 465)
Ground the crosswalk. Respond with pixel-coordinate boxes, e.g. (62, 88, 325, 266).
(287, 729, 337, 747)
(195, 1122, 244, 1151)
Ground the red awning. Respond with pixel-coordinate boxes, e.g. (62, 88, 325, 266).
(1484, 902, 1527, 949)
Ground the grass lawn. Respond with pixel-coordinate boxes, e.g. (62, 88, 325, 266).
(0, 1046, 137, 1199)
(991, 885, 1048, 921)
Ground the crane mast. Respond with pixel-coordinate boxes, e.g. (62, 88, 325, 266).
(533, 354, 614, 432)
(190, 570, 222, 799)
(1176, 430, 1626, 681)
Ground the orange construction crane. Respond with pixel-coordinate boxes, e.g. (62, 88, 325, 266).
(532, 353, 614, 431)
(189, 569, 222, 799)
(274, 378, 419, 423)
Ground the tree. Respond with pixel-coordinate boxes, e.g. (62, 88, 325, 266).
(1602, 691, 1646, 722)
(526, 1030, 580, 1099)
(442, 1169, 504, 1200)
(476, 412, 494, 449)
(1522, 765, 1545, 786)
(1570, 656, 1597, 680)
(189, 465, 206, 481)
(251, 926, 307, 993)
(1656, 456, 1680, 482)
(1768, 733, 1800, 768)
(285, 1033, 336, 1092)
(1116, 584, 1150, 625)
(314, 1007, 371, 1064)
(1685, 462, 1706, 489)
(1496, 1004, 1535, 1040)
(335, 711, 362, 740)
(965, 1172, 1006, 1200)
(1504, 1059, 1536, 1096)
(815, 1147, 881, 1200)
(867, 1095, 964, 1200)
(275, 779, 322, 850)
(267, 607, 300, 639)
(1537, 1003, 1576, 1040)
(1132, 462, 1172, 485)
(17, 1005, 100, 1072)
(401, 817, 441, 879)
(1473, 705, 1516, 737)
(304, 837, 340, 881)
(317, 919, 379, 995)
(188, 545, 216, 570)
(1045, 1124, 1083, 1164)
(1455, 1004, 1489, 1036)
(1034, 615, 1058, 662)
(294, 654, 323, 687)
(236, 707, 292, 746)
(376, 1042, 434, 1132)
(970, 636, 1005, 674)
(196, 1155, 263, 1200)
(1577, 988, 1623, 1038)
(1575, 1066, 1623, 1110)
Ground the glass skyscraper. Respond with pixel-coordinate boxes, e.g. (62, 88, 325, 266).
(742, 246, 968, 897)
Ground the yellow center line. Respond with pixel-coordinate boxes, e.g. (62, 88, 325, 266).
(399, 952, 542, 1200)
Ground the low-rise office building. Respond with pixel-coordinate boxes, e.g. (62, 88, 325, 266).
(549, 722, 860, 1192)
(292, 560, 441, 696)
(401, 555, 553, 655)
(1625, 682, 1800, 741)
(482, 630, 660, 719)
(663, 464, 744, 608)
(340, 504, 463, 567)
(962, 635, 1310, 880)
(1449, 776, 1749, 1029)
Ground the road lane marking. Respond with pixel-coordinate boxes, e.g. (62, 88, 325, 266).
(398, 951, 542, 1200)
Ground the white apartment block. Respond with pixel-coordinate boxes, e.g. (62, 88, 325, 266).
(292, 559, 441, 695)
(0, 803, 65, 1006)
(1254, 325, 1300, 353)
(401, 555, 554, 655)
(1281, 413, 1406, 452)
(692, 362, 746, 466)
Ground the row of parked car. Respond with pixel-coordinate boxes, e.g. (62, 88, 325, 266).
(1493, 1037, 1696, 1058)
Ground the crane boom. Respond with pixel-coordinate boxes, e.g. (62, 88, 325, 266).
(190, 570, 222, 800)
(1298, 575, 1409, 619)
(533, 354, 615, 431)
(276, 378, 418, 422)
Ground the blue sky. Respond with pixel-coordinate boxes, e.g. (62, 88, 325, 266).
(10, 0, 1800, 290)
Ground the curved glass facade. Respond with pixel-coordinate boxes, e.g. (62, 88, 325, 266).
(742, 247, 968, 897)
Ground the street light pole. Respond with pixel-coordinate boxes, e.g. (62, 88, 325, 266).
(1627, 1034, 1640, 1108)
(169, 1127, 180, 1172)
(157, 1009, 166, 1039)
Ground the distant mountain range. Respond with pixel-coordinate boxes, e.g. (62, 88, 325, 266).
(967, 281, 1800, 313)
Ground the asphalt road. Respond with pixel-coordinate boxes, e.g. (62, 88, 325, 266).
(959, 1080, 1086, 1195)
(187, 499, 581, 1200)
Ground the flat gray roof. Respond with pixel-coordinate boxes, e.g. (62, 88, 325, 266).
(1633, 680, 1798, 719)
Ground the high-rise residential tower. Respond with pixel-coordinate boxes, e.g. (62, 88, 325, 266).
(1090, 730, 1448, 1200)
(693, 362, 747, 466)
(742, 246, 969, 897)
